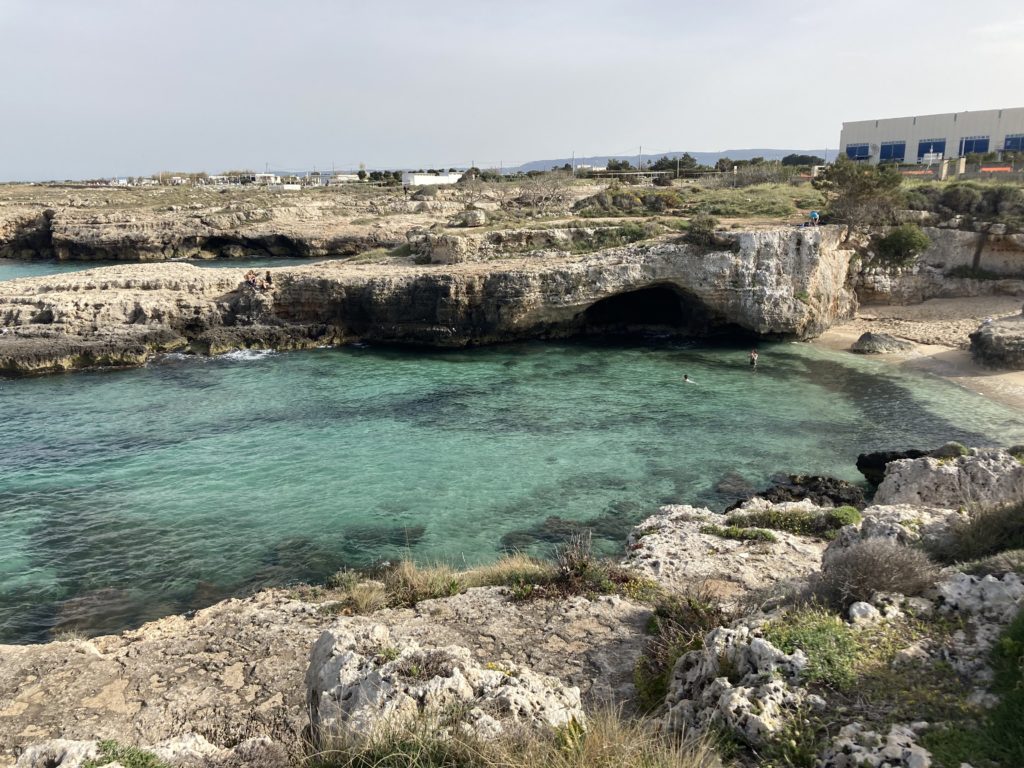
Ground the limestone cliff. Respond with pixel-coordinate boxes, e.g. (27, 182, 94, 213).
(0, 227, 857, 374)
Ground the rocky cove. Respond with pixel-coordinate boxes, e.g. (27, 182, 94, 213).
(2, 447, 1023, 768)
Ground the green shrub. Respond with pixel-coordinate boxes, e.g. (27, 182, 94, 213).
(946, 265, 1006, 280)
(699, 524, 777, 543)
(726, 506, 861, 541)
(84, 742, 169, 768)
(814, 539, 937, 610)
(685, 214, 719, 246)
(634, 585, 732, 712)
(764, 607, 859, 688)
(875, 223, 931, 266)
(940, 183, 983, 214)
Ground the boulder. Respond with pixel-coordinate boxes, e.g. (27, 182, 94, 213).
(850, 331, 914, 354)
(874, 449, 1024, 509)
(856, 449, 930, 486)
(970, 308, 1024, 369)
(820, 722, 932, 768)
(306, 624, 585, 748)
(448, 209, 486, 228)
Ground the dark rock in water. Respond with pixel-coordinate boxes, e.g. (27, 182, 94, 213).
(850, 332, 914, 354)
(856, 444, 969, 485)
(713, 471, 756, 499)
(726, 474, 866, 511)
(857, 449, 929, 485)
(499, 504, 640, 551)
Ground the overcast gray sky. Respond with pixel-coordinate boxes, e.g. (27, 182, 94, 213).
(2, 0, 1022, 180)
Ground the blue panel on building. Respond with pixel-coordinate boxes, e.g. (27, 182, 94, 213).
(917, 140, 946, 160)
(960, 137, 990, 154)
(845, 144, 870, 159)
(1005, 135, 1024, 152)
(879, 142, 906, 162)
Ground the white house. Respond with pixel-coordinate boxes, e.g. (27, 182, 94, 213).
(330, 173, 362, 185)
(401, 171, 463, 186)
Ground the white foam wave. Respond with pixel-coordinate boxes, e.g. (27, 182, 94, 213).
(219, 349, 277, 361)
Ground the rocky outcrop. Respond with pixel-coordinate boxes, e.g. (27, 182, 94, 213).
(0, 226, 857, 375)
(0, 587, 649, 763)
(850, 331, 914, 354)
(855, 225, 1024, 305)
(306, 624, 584, 747)
(970, 308, 1024, 368)
(822, 504, 965, 564)
(874, 448, 1024, 509)
(662, 623, 821, 746)
(624, 505, 825, 599)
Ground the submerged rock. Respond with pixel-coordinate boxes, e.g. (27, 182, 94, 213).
(856, 449, 931, 486)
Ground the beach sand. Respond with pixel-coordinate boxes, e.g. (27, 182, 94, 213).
(811, 296, 1024, 411)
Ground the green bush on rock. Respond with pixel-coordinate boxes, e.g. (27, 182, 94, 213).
(726, 506, 861, 541)
(875, 223, 930, 266)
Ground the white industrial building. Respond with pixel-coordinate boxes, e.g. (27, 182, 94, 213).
(839, 107, 1024, 164)
(401, 171, 463, 186)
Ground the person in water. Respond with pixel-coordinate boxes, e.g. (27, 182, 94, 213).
(749, 349, 759, 368)
(683, 374, 696, 384)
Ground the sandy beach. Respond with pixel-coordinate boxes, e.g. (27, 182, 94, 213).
(812, 295, 1024, 411)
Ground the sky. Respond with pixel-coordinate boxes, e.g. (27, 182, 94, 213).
(1, 0, 1022, 181)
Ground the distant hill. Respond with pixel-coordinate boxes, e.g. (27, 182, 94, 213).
(512, 149, 838, 173)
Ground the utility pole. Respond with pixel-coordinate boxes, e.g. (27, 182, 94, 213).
(571, 151, 575, 176)
(676, 156, 680, 179)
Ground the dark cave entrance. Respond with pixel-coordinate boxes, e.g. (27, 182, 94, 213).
(578, 284, 718, 337)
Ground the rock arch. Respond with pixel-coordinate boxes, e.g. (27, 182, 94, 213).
(577, 283, 719, 337)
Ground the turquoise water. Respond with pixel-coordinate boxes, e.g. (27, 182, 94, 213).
(2, 341, 1024, 643)
(0, 257, 330, 282)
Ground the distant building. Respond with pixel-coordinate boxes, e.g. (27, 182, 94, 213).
(401, 171, 463, 186)
(840, 107, 1024, 164)
(110, 178, 129, 186)
(330, 173, 362, 185)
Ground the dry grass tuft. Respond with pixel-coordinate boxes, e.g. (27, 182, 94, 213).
(814, 539, 937, 610)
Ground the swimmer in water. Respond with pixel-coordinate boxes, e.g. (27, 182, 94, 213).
(683, 374, 696, 384)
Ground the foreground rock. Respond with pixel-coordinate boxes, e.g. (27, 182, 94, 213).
(0, 588, 648, 764)
(624, 504, 825, 600)
(874, 447, 1024, 509)
(970, 308, 1024, 369)
(0, 226, 856, 374)
(307, 624, 583, 747)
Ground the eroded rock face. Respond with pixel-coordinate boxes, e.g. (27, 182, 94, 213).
(874, 449, 1024, 509)
(823, 504, 965, 565)
(624, 504, 825, 599)
(306, 624, 584, 747)
(0, 226, 857, 375)
(662, 624, 820, 746)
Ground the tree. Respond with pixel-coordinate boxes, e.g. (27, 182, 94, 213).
(606, 158, 635, 172)
(782, 153, 825, 166)
(876, 224, 930, 266)
(812, 156, 903, 226)
(714, 158, 734, 173)
(650, 154, 700, 175)
(357, 169, 367, 180)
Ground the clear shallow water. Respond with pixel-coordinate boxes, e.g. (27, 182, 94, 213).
(2, 340, 1024, 643)
(0, 257, 331, 282)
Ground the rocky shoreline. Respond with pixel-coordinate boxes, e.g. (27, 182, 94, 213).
(3, 446, 1023, 767)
